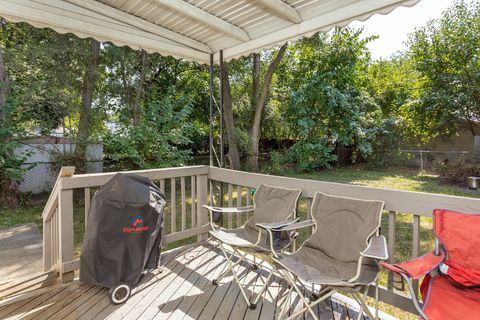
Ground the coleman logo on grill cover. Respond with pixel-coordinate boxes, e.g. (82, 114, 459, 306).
(123, 215, 149, 233)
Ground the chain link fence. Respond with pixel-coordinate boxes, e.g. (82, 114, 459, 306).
(391, 149, 471, 172)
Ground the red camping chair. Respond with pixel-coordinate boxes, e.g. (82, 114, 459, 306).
(380, 209, 480, 320)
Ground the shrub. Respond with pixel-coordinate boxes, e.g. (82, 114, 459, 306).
(433, 156, 480, 186)
(103, 88, 196, 170)
(50, 151, 87, 173)
(286, 140, 337, 172)
(261, 150, 283, 175)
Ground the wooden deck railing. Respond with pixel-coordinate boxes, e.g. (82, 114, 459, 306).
(42, 165, 480, 314)
(207, 167, 480, 313)
(42, 165, 210, 282)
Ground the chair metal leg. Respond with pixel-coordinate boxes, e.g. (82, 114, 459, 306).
(217, 245, 274, 309)
(214, 248, 247, 284)
(352, 286, 376, 320)
(375, 277, 379, 320)
(251, 267, 274, 306)
(279, 269, 321, 320)
(401, 274, 429, 320)
(218, 244, 253, 307)
(278, 281, 294, 319)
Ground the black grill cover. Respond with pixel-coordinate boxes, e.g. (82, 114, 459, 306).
(80, 173, 165, 288)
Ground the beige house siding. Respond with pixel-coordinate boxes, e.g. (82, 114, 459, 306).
(400, 127, 478, 168)
(423, 128, 475, 153)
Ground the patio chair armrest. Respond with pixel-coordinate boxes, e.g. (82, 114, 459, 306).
(380, 250, 446, 279)
(360, 235, 389, 260)
(202, 205, 254, 214)
(257, 219, 314, 232)
(255, 218, 299, 230)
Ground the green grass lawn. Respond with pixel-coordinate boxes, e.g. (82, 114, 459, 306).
(287, 165, 480, 198)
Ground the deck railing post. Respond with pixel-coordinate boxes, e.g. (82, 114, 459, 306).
(43, 218, 53, 272)
(42, 166, 75, 274)
(58, 188, 75, 283)
(196, 173, 209, 241)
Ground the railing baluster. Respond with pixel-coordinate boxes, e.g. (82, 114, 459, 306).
(246, 187, 251, 225)
(412, 215, 421, 295)
(387, 211, 397, 291)
(53, 211, 57, 269)
(84, 187, 90, 229)
(196, 173, 209, 241)
(181, 177, 186, 231)
(54, 211, 58, 268)
(160, 179, 165, 193)
(236, 185, 241, 227)
(171, 178, 176, 234)
(228, 184, 233, 228)
(191, 175, 196, 228)
(43, 215, 53, 272)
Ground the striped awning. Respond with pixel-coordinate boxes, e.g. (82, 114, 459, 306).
(0, 0, 420, 64)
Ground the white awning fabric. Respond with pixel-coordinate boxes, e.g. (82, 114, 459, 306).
(0, 0, 420, 64)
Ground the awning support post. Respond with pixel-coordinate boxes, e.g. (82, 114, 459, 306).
(219, 50, 224, 207)
(209, 53, 214, 167)
(219, 50, 224, 169)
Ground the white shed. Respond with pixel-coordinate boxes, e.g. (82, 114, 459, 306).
(14, 136, 103, 193)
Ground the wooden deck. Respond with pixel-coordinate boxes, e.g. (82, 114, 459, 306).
(0, 241, 396, 320)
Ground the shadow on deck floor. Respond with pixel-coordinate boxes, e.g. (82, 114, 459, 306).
(0, 241, 397, 320)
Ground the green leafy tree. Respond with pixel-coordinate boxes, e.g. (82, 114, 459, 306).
(365, 56, 424, 163)
(0, 23, 89, 135)
(407, 0, 480, 136)
(103, 87, 196, 169)
(280, 28, 380, 170)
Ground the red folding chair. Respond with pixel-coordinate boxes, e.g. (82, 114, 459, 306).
(380, 209, 480, 320)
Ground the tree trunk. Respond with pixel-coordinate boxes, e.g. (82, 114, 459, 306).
(133, 50, 147, 127)
(0, 41, 18, 209)
(222, 63, 241, 170)
(247, 44, 287, 172)
(0, 41, 7, 121)
(251, 53, 260, 112)
(76, 39, 101, 172)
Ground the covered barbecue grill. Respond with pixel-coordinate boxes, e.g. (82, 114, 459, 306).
(80, 173, 165, 304)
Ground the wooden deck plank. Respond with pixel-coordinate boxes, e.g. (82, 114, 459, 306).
(63, 287, 107, 320)
(197, 271, 235, 320)
(76, 292, 111, 320)
(259, 276, 283, 320)
(0, 294, 33, 318)
(212, 254, 257, 320)
(165, 245, 227, 319)
(103, 245, 201, 320)
(180, 246, 232, 320)
(0, 241, 397, 320)
(4, 283, 80, 320)
(228, 266, 261, 320)
(132, 245, 214, 319)
(23, 283, 93, 320)
(53, 285, 103, 319)
(157, 245, 225, 319)
(73, 246, 195, 320)
(213, 283, 242, 320)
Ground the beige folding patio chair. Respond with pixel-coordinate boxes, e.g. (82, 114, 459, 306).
(262, 192, 387, 320)
(203, 184, 302, 309)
